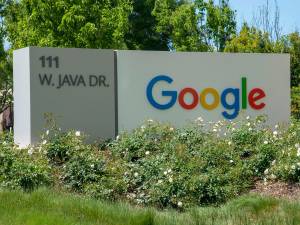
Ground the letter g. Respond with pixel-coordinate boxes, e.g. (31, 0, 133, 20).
(146, 75, 177, 110)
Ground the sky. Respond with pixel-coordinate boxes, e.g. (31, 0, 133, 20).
(229, 0, 300, 34)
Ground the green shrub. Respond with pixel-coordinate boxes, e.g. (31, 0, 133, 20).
(292, 87, 300, 119)
(62, 146, 106, 191)
(0, 133, 51, 191)
(108, 120, 253, 208)
(266, 120, 300, 182)
(1, 117, 300, 209)
(43, 130, 85, 164)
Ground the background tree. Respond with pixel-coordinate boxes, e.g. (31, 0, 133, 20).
(224, 23, 273, 53)
(252, 0, 282, 41)
(3, 0, 132, 49)
(152, 0, 202, 51)
(205, 0, 236, 51)
(0, 24, 12, 111)
(153, 0, 236, 51)
(125, 0, 170, 50)
(288, 32, 300, 87)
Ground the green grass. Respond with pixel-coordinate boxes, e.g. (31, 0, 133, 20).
(1, 189, 300, 225)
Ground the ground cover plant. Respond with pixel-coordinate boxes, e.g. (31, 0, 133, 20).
(0, 116, 300, 210)
(1, 189, 300, 225)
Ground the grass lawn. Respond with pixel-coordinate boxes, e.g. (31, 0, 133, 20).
(0, 189, 300, 225)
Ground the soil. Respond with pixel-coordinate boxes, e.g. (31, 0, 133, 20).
(251, 181, 300, 200)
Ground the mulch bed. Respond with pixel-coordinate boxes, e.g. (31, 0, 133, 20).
(251, 181, 300, 200)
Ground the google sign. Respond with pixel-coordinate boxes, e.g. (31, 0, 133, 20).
(13, 47, 290, 146)
(117, 51, 290, 131)
(146, 75, 266, 119)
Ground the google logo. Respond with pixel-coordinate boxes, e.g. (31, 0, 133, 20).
(146, 75, 266, 120)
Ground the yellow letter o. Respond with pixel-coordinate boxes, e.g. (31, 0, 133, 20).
(200, 88, 220, 110)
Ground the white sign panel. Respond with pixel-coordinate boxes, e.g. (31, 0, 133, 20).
(117, 51, 290, 131)
(14, 47, 116, 146)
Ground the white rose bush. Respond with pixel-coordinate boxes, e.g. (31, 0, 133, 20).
(0, 116, 300, 209)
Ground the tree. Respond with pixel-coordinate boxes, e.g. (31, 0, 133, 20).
(125, 0, 170, 50)
(206, 0, 236, 51)
(0, 28, 12, 112)
(3, 0, 132, 50)
(153, 0, 236, 52)
(252, 0, 282, 41)
(288, 32, 300, 87)
(152, 0, 204, 51)
(224, 23, 274, 53)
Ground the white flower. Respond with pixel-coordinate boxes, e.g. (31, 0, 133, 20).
(213, 129, 217, 132)
(275, 125, 279, 129)
(263, 178, 267, 185)
(46, 130, 50, 135)
(229, 160, 234, 163)
(272, 160, 276, 166)
(145, 151, 150, 155)
(116, 135, 120, 140)
(291, 165, 296, 170)
(28, 148, 34, 155)
(168, 169, 172, 173)
(169, 127, 174, 132)
(177, 201, 183, 207)
(134, 172, 139, 177)
(147, 119, 154, 123)
(90, 164, 94, 168)
(196, 117, 204, 122)
(295, 143, 300, 148)
(164, 171, 168, 175)
(297, 163, 300, 167)
(247, 122, 251, 127)
(270, 174, 276, 180)
(264, 141, 269, 145)
(42, 140, 47, 145)
(157, 180, 163, 184)
(297, 148, 300, 157)
(169, 178, 173, 183)
(273, 131, 278, 136)
(246, 116, 250, 120)
(228, 141, 232, 146)
(264, 169, 269, 175)
(3, 141, 6, 145)
(232, 128, 236, 131)
(75, 131, 81, 137)
(248, 128, 253, 131)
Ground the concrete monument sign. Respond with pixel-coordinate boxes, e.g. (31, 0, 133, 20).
(14, 47, 116, 146)
(13, 47, 290, 146)
(117, 51, 290, 131)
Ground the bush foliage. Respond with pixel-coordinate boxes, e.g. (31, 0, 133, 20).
(0, 117, 300, 209)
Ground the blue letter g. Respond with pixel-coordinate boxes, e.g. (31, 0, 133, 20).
(146, 75, 177, 110)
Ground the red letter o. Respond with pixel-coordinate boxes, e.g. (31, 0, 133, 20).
(178, 88, 199, 110)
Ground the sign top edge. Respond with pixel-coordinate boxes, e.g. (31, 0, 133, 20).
(13, 46, 115, 52)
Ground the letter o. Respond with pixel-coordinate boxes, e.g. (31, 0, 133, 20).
(200, 88, 220, 110)
(178, 88, 199, 110)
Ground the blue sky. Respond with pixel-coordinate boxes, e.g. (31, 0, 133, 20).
(229, 0, 300, 34)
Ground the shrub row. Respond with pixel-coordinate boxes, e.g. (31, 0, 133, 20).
(0, 116, 300, 209)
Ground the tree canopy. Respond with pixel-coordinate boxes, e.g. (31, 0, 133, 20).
(0, 0, 299, 115)
(3, 0, 132, 49)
